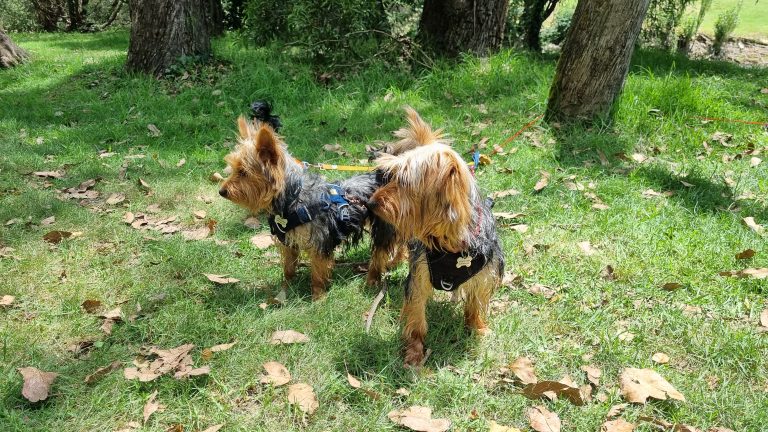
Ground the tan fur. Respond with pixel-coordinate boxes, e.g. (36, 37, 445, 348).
(385, 106, 451, 155)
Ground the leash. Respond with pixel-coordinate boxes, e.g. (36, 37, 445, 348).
(692, 116, 768, 128)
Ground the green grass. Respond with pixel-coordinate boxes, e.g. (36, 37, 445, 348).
(1, 31, 767, 432)
(699, 0, 768, 42)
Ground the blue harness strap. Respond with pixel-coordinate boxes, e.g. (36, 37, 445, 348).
(268, 184, 352, 244)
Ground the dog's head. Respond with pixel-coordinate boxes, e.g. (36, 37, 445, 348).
(219, 116, 293, 213)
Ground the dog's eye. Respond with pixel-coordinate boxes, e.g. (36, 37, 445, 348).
(238, 169, 247, 177)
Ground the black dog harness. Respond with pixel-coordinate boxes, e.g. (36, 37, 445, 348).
(425, 247, 489, 292)
(268, 184, 352, 244)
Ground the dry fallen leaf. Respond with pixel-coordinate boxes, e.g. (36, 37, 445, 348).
(287, 383, 319, 415)
(176, 158, 186, 168)
(270, 330, 309, 345)
(106, 193, 126, 205)
(602, 418, 636, 432)
(619, 367, 685, 403)
(642, 189, 674, 198)
(387, 406, 451, 432)
(759, 309, 768, 328)
(578, 241, 596, 256)
(652, 352, 670, 364)
(581, 365, 601, 386)
(244, 216, 260, 229)
(143, 390, 163, 423)
(43, 230, 73, 244)
(521, 380, 586, 406)
(209, 341, 236, 352)
(2, 295, 16, 307)
(735, 249, 755, 260)
(84, 361, 121, 384)
(199, 425, 224, 432)
(489, 421, 522, 432)
(527, 283, 556, 299)
(18, 367, 58, 402)
(347, 373, 362, 389)
(527, 405, 561, 432)
(661, 282, 683, 291)
(40, 216, 55, 226)
(631, 153, 647, 163)
(250, 233, 274, 249)
(606, 403, 628, 418)
(533, 171, 550, 193)
(260, 361, 291, 386)
(750, 157, 762, 167)
(510, 357, 538, 385)
(193, 210, 207, 220)
(489, 189, 521, 199)
(493, 212, 525, 220)
(718, 268, 768, 279)
(742, 217, 764, 234)
(601, 265, 617, 281)
(147, 124, 162, 137)
(81, 299, 103, 313)
(204, 274, 240, 284)
(124, 343, 206, 382)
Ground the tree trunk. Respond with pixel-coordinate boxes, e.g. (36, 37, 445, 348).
(0, 30, 29, 69)
(205, 0, 225, 37)
(545, 0, 651, 124)
(31, 0, 65, 32)
(126, 0, 211, 76)
(518, 0, 558, 51)
(419, 0, 509, 57)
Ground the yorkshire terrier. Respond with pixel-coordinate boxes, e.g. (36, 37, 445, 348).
(219, 117, 401, 299)
(369, 108, 504, 366)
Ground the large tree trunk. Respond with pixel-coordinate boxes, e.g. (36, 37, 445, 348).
(518, 0, 559, 52)
(419, 0, 509, 57)
(126, 0, 211, 76)
(205, 0, 225, 37)
(545, 0, 651, 124)
(66, 0, 90, 31)
(31, 0, 65, 32)
(0, 30, 29, 69)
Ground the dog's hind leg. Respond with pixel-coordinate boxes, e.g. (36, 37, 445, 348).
(462, 265, 496, 336)
(401, 258, 432, 366)
(280, 244, 300, 283)
(309, 251, 333, 301)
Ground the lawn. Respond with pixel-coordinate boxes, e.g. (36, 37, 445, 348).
(698, 0, 768, 42)
(1, 31, 767, 432)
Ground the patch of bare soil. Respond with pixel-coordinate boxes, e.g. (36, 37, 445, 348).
(689, 34, 768, 67)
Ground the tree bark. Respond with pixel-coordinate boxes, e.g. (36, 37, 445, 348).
(518, 0, 559, 52)
(0, 30, 29, 69)
(205, 0, 225, 37)
(126, 0, 211, 76)
(31, 0, 65, 32)
(419, 0, 509, 57)
(101, 0, 124, 29)
(545, 0, 651, 124)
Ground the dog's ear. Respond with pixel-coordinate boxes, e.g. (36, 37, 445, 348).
(436, 159, 472, 225)
(237, 116, 252, 139)
(255, 125, 280, 165)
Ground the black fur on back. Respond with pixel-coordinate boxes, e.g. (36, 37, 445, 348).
(270, 166, 393, 257)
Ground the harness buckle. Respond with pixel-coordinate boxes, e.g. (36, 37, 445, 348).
(439, 280, 454, 291)
(338, 204, 350, 222)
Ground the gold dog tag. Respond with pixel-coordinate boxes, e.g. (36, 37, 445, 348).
(456, 255, 472, 268)
(275, 215, 288, 228)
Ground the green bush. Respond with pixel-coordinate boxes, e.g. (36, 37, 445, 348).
(642, 0, 695, 49)
(241, 0, 403, 66)
(678, 0, 713, 52)
(540, 7, 573, 46)
(0, 0, 36, 32)
(713, 3, 741, 55)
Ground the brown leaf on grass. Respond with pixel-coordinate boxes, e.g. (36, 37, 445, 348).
(707, 427, 735, 432)
(592, 203, 610, 211)
(101, 318, 116, 335)
(165, 425, 183, 432)
(527, 405, 561, 432)
(260, 361, 291, 386)
(41, 216, 55, 226)
(84, 361, 121, 384)
(631, 153, 647, 163)
(395, 387, 411, 396)
(718, 268, 768, 279)
(735, 249, 755, 260)
(106, 193, 126, 205)
(619, 368, 685, 403)
(606, 403, 628, 418)
(182, 226, 211, 241)
(114, 421, 141, 432)
(387, 406, 451, 432)
(33, 171, 65, 179)
(209, 342, 236, 352)
(493, 212, 525, 220)
(1, 295, 16, 307)
(81, 299, 103, 313)
(642, 189, 674, 198)
(244, 216, 260, 229)
(347, 373, 362, 388)
(270, 330, 309, 345)
(147, 124, 162, 137)
(674, 425, 702, 432)
(124, 344, 202, 382)
(143, 390, 163, 423)
(250, 233, 275, 249)
(192, 210, 207, 220)
(521, 380, 586, 406)
(742, 217, 764, 234)
(601, 419, 635, 432)
(510, 224, 529, 233)
(578, 241, 597, 256)
(123, 212, 135, 224)
(176, 158, 186, 168)
(509, 357, 538, 385)
(527, 283, 556, 299)
(601, 265, 617, 281)
(43, 230, 73, 244)
(489, 189, 521, 199)
(138, 178, 151, 191)
(581, 365, 601, 386)
(287, 383, 319, 415)
(99, 307, 122, 320)
(638, 416, 674, 429)
(652, 352, 670, 364)
(199, 425, 224, 432)
(533, 171, 550, 193)
(489, 421, 522, 432)
(750, 157, 762, 167)
(759, 309, 768, 328)
(661, 282, 683, 291)
(204, 274, 240, 284)
(18, 367, 58, 402)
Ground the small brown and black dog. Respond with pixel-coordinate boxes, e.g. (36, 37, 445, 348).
(369, 108, 504, 366)
(219, 117, 401, 299)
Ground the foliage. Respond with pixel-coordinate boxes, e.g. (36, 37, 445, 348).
(504, 0, 526, 45)
(0, 0, 37, 32)
(713, 2, 742, 55)
(678, 0, 714, 52)
(540, 7, 573, 46)
(642, 0, 696, 49)
(241, 0, 409, 67)
(516, 0, 560, 51)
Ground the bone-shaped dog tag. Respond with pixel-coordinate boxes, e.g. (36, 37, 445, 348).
(274, 215, 288, 232)
(456, 255, 472, 268)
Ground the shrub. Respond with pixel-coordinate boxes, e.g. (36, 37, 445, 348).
(713, 3, 741, 56)
(642, 0, 695, 50)
(677, 0, 713, 52)
(0, 0, 37, 32)
(540, 7, 573, 46)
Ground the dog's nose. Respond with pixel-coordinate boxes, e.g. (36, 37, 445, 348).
(219, 188, 228, 198)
